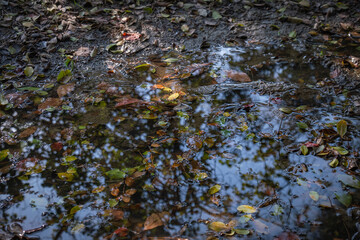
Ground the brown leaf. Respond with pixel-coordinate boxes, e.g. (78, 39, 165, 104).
(38, 98, 62, 111)
(104, 209, 124, 220)
(225, 70, 252, 82)
(57, 83, 75, 98)
(125, 176, 135, 186)
(114, 97, 144, 108)
(51, 142, 63, 152)
(143, 212, 170, 231)
(18, 126, 37, 139)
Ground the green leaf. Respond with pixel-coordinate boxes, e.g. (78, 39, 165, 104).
(57, 69, 72, 83)
(237, 205, 257, 213)
(300, 145, 308, 155)
(279, 107, 292, 114)
(134, 63, 150, 71)
(297, 122, 308, 130)
(18, 86, 41, 91)
(163, 58, 179, 63)
(338, 174, 360, 189)
(208, 221, 228, 232)
(143, 7, 153, 14)
(335, 192, 352, 207)
(106, 43, 117, 51)
(329, 158, 339, 168)
(0, 149, 10, 161)
(24, 66, 34, 77)
(64, 155, 77, 162)
(212, 10, 222, 20)
(70, 205, 82, 215)
(194, 172, 208, 180)
(233, 229, 250, 235)
(58, 172, 74, 181)
(336, 120, 347, 138)
(239, 214, 252, 223)
(332, 146, 348, 155)
(109, 198, 119, 207)
(309, 191, 319, 201)
(208, 184, 221, 194)
(8, 46, 16, 55)
(289, 30, 297, 38)
(106, 168, 126, 180)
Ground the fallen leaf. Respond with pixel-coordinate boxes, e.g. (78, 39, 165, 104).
(237, 205, 257, 213)
(122, 32, 141, 41)
(212, 10, 222, 20)
(18, 126, 37, 139)
(114, 98, 144, 108)
(225, 70, 251, 82)
(113, 227, 128, 237)
(336, 120, 347, 138)
(167, 93, 179, 101)
(38, 98, 62, 111)
(57, 83, 75, 98)
(335, 191, 352, 207)
(51, 142, 63, 152)
(208, 221, 228, 232)
(309, 191, 319, 201)
(338, 174, 360, 189)
(24, 66, 34, 77)
(144, 212, 170, 231)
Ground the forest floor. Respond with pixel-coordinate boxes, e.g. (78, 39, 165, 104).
(1, 0, 360, 102)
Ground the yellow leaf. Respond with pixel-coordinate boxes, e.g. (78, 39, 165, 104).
(168, 93, 179, 101)
(237, 205, 257, 213)
(162, 87, 172, 92)
(208, 221, 228, 232)
(92, 186, 105, 193)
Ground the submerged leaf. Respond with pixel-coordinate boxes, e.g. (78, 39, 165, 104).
(212, 10, 222, 20)
(237, 205, 257, 213)
(332, 146, 348, 155)
(144, 212, 169, 231)
(329, 158, 339, 168)
(279, 107, 292, 114)
(70, 205, 82, 215)
(208, 184, 221, 195)
(167, 93, 179, 101)
(0, 149, 10, 161)
(335, 192, 352, 207)
(233, 229, 250, 235)
(336, 120, 347, 138)
(71, 223, 85, 233)
(338, 174, 360, 189)
(239, 214, 252, 223)
(300, 145, 308, 155)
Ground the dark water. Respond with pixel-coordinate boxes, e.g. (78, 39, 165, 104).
(1, 44, 359, 239)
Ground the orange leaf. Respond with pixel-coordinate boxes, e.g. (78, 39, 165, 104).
(225, 70, 252, 82)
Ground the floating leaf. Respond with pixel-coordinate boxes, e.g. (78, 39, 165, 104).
(109, 199, 118, 207)
(208, 184, 221, 195)
(233, 229, 250, 235)
(194, 172, 208, 180)
(71, 223, 85, 233)
(332, 146, 348, 155)
(70, 205, 82, 215)
(335, 192, 352, 207)
(106, 169, 126, 180)
(212, 10, 222, 20)
(58, 172, 74, 181)
(208, 221, 228, 232)
(0, 149, 10, 161)
(163, 58, 179, 63)
(279, 107, 292, 114)
(239, 214, 252, 223)
(338, 174, 360, 189)
(300, 145, 308, 155)
(64, 155, 77, 162)
(336, 120, 347, 138)
(92, 186, 105, 193)
(297, 122, 308, 130)
(237, 205, 257, 213)
(167, 93, 179, 101)
(24, 66, 34, 77)
(329, 158, 339, 168)
(309, 191, 319, 201)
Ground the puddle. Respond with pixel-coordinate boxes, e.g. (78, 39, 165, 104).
(0, 44, 359, 239)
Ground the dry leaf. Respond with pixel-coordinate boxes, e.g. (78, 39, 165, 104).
(143, 212, 170, 231)
(18, 126, 37, 139)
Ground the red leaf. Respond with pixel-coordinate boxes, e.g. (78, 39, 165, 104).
(305, 142, 319, 148)
(122, 32, 141, 41)
(51, 142, 63, 152)
(113, 227, 128, 237)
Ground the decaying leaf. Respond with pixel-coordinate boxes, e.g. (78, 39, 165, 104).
(38, 98, 62, 111)
(208, 184, 221, 195)
(336, 120, 347, 138)
(237, 205, 257, 213)
(225, 70, 251, 82)
(57, 83, 75, 98)
(143, 212, 170, 231)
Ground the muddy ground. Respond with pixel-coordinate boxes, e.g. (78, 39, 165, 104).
(0, 0, 360, 108)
